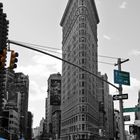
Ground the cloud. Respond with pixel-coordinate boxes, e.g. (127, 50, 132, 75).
(123, 77, 140, 92)
(15, 53, 62, 103)
(119, 1, 127, 9)
(129, 49, 140, 56)
(29, 80, 46, 95)
(32, 53, 61, 65)
(110, 77, 140, 96)
(103, 35, 111, 40)
(16, 53, 62, 77)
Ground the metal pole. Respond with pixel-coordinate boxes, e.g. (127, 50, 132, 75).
(8, 40, 119, 90)
(117, 58, 125, 140)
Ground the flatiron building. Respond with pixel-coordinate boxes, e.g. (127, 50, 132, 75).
(60, 0, 100, 139)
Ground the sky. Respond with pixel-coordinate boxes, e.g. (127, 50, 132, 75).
(1, 0, 140, 129)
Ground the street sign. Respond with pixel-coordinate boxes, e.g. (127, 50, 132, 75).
(124, 115, 130, 121)
(123, 107, 140, 112)
(113, 94, 128, 100)
(114, 70, 130, 86)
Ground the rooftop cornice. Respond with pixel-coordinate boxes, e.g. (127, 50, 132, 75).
(60, 0, 100, 26)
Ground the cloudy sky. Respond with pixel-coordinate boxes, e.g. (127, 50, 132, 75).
(1, 0, 140, 129)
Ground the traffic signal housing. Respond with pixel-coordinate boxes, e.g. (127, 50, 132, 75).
(129, 125, 137, 135)
(9, 50, 19, 69)
(0, 48, 7, 69)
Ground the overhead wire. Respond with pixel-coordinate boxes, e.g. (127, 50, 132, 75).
(13, 40, 61, 51)
(33, 46, 115, 66)
(99, 55, 126, 61)
(10, 40, 119, 66)
(99, 55, 118, 60)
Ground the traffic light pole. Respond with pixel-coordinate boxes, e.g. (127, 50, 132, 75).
(8, 40, 118, 90)
(8, 40, 130, 139)
(115, 58, 129, 140)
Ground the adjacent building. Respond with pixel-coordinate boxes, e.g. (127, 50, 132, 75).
(26, 111, 33, 140)
(46, 73, 61, 139)
(114, 109, 121, 140)
(135, 91, 140, 120)
(33, 127, 40, 139)
(97, 72, 114, 139)
(0, 2, 9, 121)
(134, 91, 140, 139)
(60, 0, 100, 139)
(52, 110, 61, 139)
(14, 72, 29, 139)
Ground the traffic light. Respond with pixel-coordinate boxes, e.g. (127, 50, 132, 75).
(0, 48, 7, 69)
(9, 50, 19, 69)
(129, 125, 137, 134)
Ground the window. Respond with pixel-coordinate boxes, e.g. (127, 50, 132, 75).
(79, 16, 86, 22)
(81, 105, 87, 112)
(82, 89, 85, 94)
(82, 51, 86, 56)
(82, 124, 85, 131)
(82, 114, 85, 121)
(79, 0, 85, 5)
(82, 97, 86, 102)
(82, 81, 85, 87)
(79, 29, 86, 35)
(82, 58, 85, 64)
(79, 23, 86, 28)
(79, 124, 81, 130)
(82, 106, 85, 111)
(10, 115, 13, 118)
(79, 106, 82, 112)
(79, 37, 86, 42)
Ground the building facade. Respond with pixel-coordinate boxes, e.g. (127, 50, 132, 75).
(0, 2, 9, 124)
(60, 0, 100, 139)
(46, 73, 61, 139)
(26, 111, 33, 140)
(97, 72, 114, 139)
(52, 110, 61, 139)
(14, 72, 29, 139)
(114, 109, 121, 140)
(135, 91, 140, 120)
(2, 109, 19, 139)
(33, 127, 40, 139)
(107, 95, 114, 139)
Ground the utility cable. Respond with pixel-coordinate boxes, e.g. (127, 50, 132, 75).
(13, 40, 61, 51)
(33, 46, 115, 66)
(98, 61, 114, 66)
(8, 40, 119, 90)
(99, 55, 119, 60)
(12, 40, 115, 66)
(12, 40, 125, 61)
